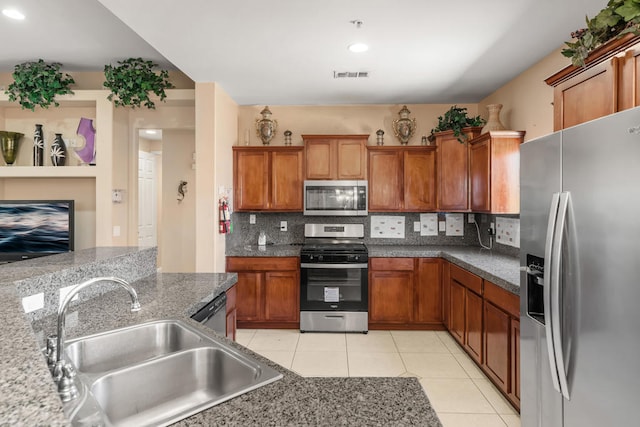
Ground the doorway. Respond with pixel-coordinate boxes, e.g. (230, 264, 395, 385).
(137, 129, 162, 248)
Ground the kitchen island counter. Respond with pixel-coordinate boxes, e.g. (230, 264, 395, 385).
(2, 248, 442, 426)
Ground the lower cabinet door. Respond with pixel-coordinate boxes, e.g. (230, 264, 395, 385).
(236, 272, 263, 321)
(465, 290, 483, 364)
(449, 281, 466, 345)
(369, 271, 413, 323)
(264, 271, 299, 322)
(483, 301, 510, 391)
(510, 318, 520, 405)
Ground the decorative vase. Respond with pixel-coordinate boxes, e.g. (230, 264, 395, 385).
(75, 117, 96, 164)
(51, 133, 67, 166)
(33, 124, 44, 166)
(284, 130, 292, 146)
(481, 104, 506, 133)
(392, 105, 417, 145)
(0, 131, 24, 166)
(255, 106, 277, 145)
(376, 129, 384, 145)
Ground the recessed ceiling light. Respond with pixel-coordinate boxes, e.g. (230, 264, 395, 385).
(348, 43, 369, 53)
(2, 9, 25, 20)
(145, 129, 158, 135)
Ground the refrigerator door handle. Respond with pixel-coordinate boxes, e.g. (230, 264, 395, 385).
(552, 191, 571, 400)
(544, 192, 562, 394)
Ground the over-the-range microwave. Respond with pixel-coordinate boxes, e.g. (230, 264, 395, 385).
(303, 180, 368, 216)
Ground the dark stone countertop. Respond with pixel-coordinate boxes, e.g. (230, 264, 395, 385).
(227, 244, 520, 295)
(2, 249, 442, 426)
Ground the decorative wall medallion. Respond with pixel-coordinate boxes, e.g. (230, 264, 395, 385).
(255, 106, 278, 145)
(392, 105, 416, 145)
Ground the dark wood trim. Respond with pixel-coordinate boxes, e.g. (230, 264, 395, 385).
(546, 33, 640, 87)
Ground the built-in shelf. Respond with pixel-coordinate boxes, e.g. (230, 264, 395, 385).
(0, 166, 98, 178)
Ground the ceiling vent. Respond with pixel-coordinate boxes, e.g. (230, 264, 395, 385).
(333, 71, 369, 79)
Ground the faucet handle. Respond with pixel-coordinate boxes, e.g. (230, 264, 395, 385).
(58, 362, 79, 403)
(45, 335, 58, 371)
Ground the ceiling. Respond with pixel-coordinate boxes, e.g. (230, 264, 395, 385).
(1, 0, 606, 106)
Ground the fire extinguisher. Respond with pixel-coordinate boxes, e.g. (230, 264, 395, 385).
(219, 199, 226, 234)
(219, 198, 232, 234)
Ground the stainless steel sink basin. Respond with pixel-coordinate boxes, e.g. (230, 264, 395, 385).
(63, 319, 282, 427)
(65, 319, 205, 373)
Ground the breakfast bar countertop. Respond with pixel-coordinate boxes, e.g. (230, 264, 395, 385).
(1, 248, 443, 426)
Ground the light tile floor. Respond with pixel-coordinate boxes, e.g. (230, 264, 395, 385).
(237, 328, 521, 427)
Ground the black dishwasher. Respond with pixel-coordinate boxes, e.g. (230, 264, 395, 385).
(191, 292, 227, 335)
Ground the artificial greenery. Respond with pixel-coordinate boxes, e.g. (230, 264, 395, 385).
(5, 59, 75, 111)
(103, 58, 175, 109)
(562, 0, 640, 67)
(429, 106, 485, 144)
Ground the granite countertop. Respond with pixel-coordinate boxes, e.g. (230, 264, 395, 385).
(2, 249, 442, 426)
(227, 244, 520, 295)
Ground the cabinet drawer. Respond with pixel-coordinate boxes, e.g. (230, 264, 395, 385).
(484, 280, 519, 318)
(370, 257, 415, 271)
(226, 256, 299, 272)
(450, 264, 483, 295)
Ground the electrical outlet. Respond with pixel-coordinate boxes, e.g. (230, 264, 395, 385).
(488, 222, 496, 236)
(249, 214, 256, 224)
(413, 221, 421, 232)
(280, 221, 287, 232)
(438, 221, 446, 232)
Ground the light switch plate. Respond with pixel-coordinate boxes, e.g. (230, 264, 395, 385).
(280, 221, 287, 232)
(413, 221, 421, 232)
(438, 221, 446, 232)
(249, 214, 256, 224)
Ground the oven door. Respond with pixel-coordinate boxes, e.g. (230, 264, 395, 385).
(300, 262, 368, 311)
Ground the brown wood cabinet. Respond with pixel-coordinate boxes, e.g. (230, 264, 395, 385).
(369, 257, 442, 329)
(445, 262, 520, 411)
(233, 147, 303, 211)
(225, 284, 237, 341)
(546, 34, 640, 131)
(469, 131, 524, 214)
(226, 257, 300, 328)
(482, 279, 520, 410)
(303, 134, 368, 180)
(367, 146, 437, 212)
(434, 127, 483, 212)
(449, 264, 484, 363)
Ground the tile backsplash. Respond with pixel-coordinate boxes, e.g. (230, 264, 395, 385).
(226, 212, 519, 257)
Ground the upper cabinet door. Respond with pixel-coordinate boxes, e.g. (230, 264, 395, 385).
(367, 148, 402, 211)
(404, 148, 437, 211)
(303, 135, 368, 180)
(305, 139, 334, 179)
(435, 128, 482, 212)
(336, 139, 367, 179)
(234, 149, 269, 210)
(233, 147, 304, 212)
(270, 149, 304, 211)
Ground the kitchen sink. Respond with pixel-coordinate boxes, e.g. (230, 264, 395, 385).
(63, 319, 283, 426)
(65, 319, 205, 374)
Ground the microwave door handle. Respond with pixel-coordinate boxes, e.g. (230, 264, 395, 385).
(552, 191, 571, 400)
(543, 192, 562, 394)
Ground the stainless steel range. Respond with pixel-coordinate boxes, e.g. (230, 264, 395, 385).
(299, 224, 368, 333)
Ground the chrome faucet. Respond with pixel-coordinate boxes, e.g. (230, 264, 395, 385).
(47, 277, 141, 402)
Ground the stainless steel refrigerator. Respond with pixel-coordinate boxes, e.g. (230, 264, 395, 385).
(520, 106, 640, 427)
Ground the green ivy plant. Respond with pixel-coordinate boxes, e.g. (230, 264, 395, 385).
(5, 59, 75, 111)
(562, 0, 640, 67)
(429, 106, 485, 144)
(103, 58, 175, 109)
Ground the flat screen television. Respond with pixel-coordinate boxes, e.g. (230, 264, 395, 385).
(0, 200, 75, 262)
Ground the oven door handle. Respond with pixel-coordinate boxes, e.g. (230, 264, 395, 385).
(300, 263, 368, 269)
